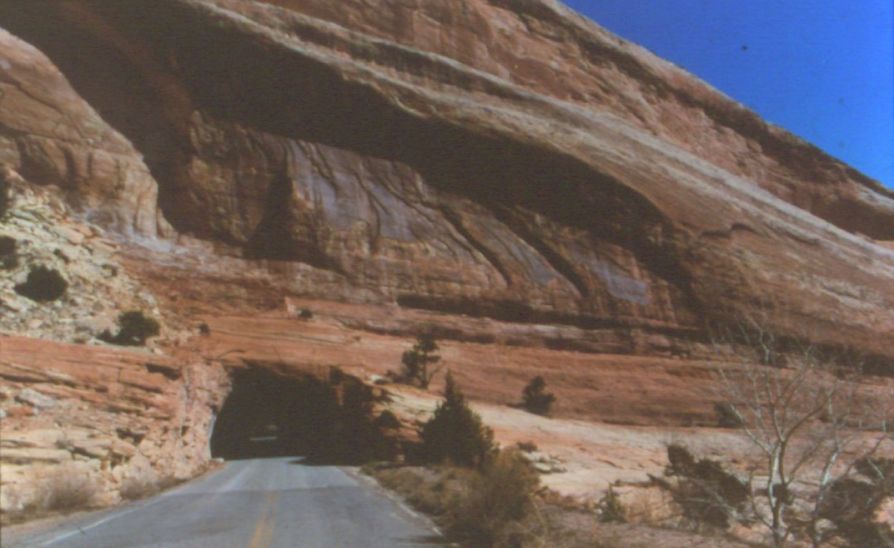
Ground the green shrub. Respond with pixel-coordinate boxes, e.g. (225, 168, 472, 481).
(521, 376, 556, 416)
(298, 308, 313, 319)
(14, 266, 68, 302)
(421, 372, 495, 468)
(399, 333, 442, 389)
(445, 448, 540, 547)
(100, 311, 161, 346)
(598, 486, 626, 523)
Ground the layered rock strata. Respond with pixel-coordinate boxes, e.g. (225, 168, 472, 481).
(0, 0, 890, 360)
(0, 335, 229, 514)
(0, 0, 892, 521)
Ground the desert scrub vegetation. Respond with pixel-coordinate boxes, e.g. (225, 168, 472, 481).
(658, 444, 748, 530)
(100, 310, 161, 346)
(14, 265, 68, 302)
(119, 475, 161, 501)
(367, 374, 600, 546)
(119, 473, 183, 501)
(365, 454, 588, 548)
(2, 465, 100, 524)
(36, 466, 99, 512)
(597, 487, 627, 524)
(689, 313, 894, 546)
(521, 376, 556, 416)
(364, 460, 671, 548)
(444, 448, 542, 546)
(421, 371, 495, 467)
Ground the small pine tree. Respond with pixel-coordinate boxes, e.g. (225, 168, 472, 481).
(400, 333, 442, 389)
(421, 372, 495, 468)
(521, 376, 556, 416)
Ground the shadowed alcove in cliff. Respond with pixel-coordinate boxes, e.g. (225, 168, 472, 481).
(210, 366, 395, 463)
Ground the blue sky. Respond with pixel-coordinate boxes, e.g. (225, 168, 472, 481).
(562, 0, 894, 188)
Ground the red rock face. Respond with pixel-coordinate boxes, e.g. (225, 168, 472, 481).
(0, 29, 164, 236)
(0, 0, 891, 363)
(254, 0, 894, 240)
(0, 335, 230, 512)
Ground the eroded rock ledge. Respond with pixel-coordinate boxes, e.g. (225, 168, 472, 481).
(0, 0, 891, 359)
(1, 0, 893, 522)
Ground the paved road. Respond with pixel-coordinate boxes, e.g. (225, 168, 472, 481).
(4, 458, 442, 548)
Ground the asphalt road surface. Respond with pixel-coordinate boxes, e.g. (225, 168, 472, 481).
(4, 458, 442, 547)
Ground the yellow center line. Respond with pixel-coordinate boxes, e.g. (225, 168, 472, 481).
(248, 491, 278, 548)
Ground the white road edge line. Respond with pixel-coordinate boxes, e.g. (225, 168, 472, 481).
(39, 463, 232, 547)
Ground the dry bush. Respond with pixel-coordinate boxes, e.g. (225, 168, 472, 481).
(444, 448, 541, 546)
(119, 475, 160, 501)
(661, 444, 748, 530)
(363, 464, 474, 516)
(598, 487, 626, 523)
(33, 466, 99, 512)
(366, 454, 549, 547)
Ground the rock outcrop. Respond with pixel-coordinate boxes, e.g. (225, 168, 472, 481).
(1, 0, 891, 359)
(1, 0, 892, 521)
(0, 28, 165, 237)
(0, 335, 229, 513)
(0, 173, 161, 344)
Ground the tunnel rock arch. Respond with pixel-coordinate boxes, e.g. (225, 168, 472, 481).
(209, 366, 396, 463)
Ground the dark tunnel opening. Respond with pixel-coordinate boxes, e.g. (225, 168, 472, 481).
(210, 367, 398, 463)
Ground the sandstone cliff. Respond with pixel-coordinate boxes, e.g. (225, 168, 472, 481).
(1, 0, 892, 520)
(1, 0, 892, 358)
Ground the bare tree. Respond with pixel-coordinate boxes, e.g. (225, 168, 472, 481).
(709, 315, 892, 547)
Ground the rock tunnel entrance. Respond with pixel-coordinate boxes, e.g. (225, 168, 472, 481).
(210, 367, 396, 463)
